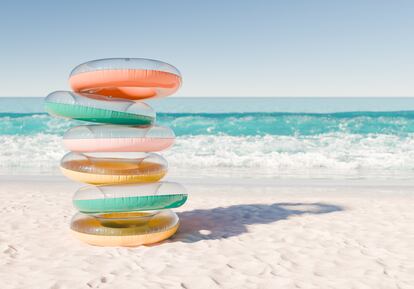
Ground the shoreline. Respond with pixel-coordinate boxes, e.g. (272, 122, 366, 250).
(3, 173, 414, 189)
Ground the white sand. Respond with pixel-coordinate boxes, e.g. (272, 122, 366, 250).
(1, 176, 414, 289)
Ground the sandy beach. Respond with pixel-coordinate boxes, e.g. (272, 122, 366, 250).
(1, 176, 413, 289)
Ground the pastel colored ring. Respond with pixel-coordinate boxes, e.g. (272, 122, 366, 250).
(63, 125, 175, 152)
(73, 182, 187, 213)
(71, 210, 179, 247)
(45, 91, 155, 125)
(60, 152, 167, 185)
(69, 58, 182, 100)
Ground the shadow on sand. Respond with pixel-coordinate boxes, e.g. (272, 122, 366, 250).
(173, 202, 343, 243)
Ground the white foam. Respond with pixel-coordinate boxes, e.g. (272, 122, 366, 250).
(164, 134, 414, 170)
(2, 133, 414, 178)
(0, 134, 63, 169)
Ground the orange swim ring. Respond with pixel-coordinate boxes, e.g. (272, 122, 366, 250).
(69, 58, 182, 100)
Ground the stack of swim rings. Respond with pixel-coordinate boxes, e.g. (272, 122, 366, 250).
(44, 58, 187, 246)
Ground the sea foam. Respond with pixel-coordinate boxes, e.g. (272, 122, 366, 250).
(2, 133, 414, 178)
(2, 111, 414, 177)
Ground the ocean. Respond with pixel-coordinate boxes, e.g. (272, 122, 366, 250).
(2, 97, 414, 179)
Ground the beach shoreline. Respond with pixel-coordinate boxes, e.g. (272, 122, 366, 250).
(1, 176, 413, 289)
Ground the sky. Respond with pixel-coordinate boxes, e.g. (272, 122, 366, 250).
(0, 0, 413, 97)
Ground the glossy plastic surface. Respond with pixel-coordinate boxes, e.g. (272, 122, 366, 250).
(70, 210, 179, 246)
(73, 182, 187, 213)
(45, 91, 155, 125)
(60, 152, 167, 185)
(64, 125, 175, 152)
(69, 58, 182, 100)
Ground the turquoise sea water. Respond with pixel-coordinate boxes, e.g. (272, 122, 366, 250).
(3, 111, 414, 137)
(2, 97, 414, 178)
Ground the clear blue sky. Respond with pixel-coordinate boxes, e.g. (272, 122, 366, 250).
(0, 0, 413, 97)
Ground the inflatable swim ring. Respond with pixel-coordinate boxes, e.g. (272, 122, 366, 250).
(73, 182, 187, 213)
(64, 125, 175, 152)
(71, 210, 179, 246)
(60, 152, 167, 185)
(45, 91, 155, 125)
(69, 58, 182, 100)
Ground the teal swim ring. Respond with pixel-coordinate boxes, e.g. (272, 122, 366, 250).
(73, 182, 188, 213)
(45, 91, 155, 125)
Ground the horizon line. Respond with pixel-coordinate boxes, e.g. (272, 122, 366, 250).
(1, 95, 414, 98)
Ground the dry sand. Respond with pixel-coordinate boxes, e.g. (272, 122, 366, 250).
(1, 176, 413, 289)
